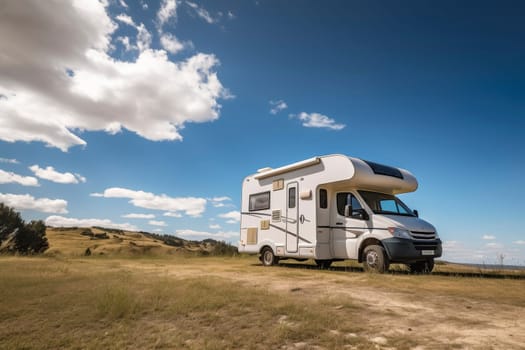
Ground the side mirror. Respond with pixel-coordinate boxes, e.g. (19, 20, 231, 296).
(344, 204, 352, 217)
(354, 209, 370, 221)
(413, 209, 419, 218)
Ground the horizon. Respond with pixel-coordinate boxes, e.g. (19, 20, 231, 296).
(1, 0, 524, 265)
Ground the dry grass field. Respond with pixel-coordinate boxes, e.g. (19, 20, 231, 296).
(0, 254, 524, 350)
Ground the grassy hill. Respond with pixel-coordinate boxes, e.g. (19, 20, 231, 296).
(44, 226, 236, 257)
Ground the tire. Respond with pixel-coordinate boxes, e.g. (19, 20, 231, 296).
(260, 247, 278, 266)
(315, 259, 332, 269)
(362, 245, 389, 273)
(408, 259, 434, 274)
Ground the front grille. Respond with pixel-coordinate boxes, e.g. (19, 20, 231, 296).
(413, 241, 439, 250)
(410, 230, 436, 240)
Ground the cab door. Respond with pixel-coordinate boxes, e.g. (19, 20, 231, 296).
(286, 182, 299, 253)
(330, 192, 367, 259)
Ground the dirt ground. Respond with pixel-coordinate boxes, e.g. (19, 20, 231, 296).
(110, 257, 525, 350)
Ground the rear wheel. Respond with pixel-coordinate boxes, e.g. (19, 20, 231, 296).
(260, 247, 279, 266)
(408, 259, 434, 274)
(315, 259, 332, 269)
(362, 245, 389, 273)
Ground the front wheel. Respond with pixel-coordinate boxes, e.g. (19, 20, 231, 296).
(408, 259, 434, 274)
(260, 247, 279, 266)
(362, 245, 389, 273)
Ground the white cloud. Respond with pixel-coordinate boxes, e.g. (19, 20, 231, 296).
(482, 234, 496, 240)
(218, 210, 240, 222)
(157, 0, 178, 26)
(119, 0, 128, 9)
(0, 0, 227, 151)
(209, 196, 232, 207)
(209, 223, 221, 229)
(514, 240, 525, 245)
(0, 193, 67, 213)
(115, 14, 153, 53)
(136, 23, 152, 51)
(175, 229, 237, 240)
(160, 33, 191, 54)
(163, 212, 183, 218)
(485, 242, 504, 249)
(122, 213, 155, 219)
(29, 165, 86, 184)
(0, 169, 39, 186)
(115, 13, 136, 27)
(0, 158, 19, 164)
(92, 187, 207, 217)
(269, 100, 288, 115)
(291, 112, 346, 130)
(45, 215, 137, 231)
(116, 36, 135, 51)
(185, 1, 217, 24)
(149, 220, 167, 227)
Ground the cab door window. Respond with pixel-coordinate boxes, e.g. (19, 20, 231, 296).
(336, 193, 363, 217)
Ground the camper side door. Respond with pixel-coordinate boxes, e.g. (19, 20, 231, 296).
(331, 192, 367, 259)
(285, 182, 299, 253)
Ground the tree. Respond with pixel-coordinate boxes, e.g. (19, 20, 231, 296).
(0, 202, 24, 242)
(0, 203, 48, 254)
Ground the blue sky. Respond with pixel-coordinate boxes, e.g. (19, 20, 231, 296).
(0, 0, 524, 264)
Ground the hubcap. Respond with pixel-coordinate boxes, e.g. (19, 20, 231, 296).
(366, 251, 378, 267)
(264, 251, 272, 264)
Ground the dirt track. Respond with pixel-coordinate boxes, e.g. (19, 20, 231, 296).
(116, 258, 525, 350)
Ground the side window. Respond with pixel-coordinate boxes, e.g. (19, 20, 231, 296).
(319, 189, 328, 209)
(249, 191, 270, 211)
(351, 196, 362, 210)
(336, 193, 363, 216)
(288, 187, 296, 208)
(336, 193, 350, 216)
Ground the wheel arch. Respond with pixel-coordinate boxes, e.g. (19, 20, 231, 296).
(259, 244, 274, 255)
(358, 238, 384, 262)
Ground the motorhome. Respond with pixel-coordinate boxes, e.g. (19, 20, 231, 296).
(238, 154, 442, 273)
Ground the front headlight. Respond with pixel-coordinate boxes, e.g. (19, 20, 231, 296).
(387, 227, 412, 239)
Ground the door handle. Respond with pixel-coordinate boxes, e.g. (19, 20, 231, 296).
(336, 222, 343, 225)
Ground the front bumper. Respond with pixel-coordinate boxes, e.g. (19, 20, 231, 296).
(382, 237, 442, 263)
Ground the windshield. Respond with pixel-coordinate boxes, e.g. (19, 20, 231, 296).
(358, 190, 415, 216)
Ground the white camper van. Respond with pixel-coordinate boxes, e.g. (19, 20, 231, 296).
(238, 154, 442, 273)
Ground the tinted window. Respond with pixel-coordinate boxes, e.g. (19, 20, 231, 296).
(319, 189, 327, 209)
(358, 190, 414, 216)
(379, 199, 397, 212)
(363, 160, 403, 179)
(249, 191, 270, 211)
(288, 187, 296, 208)
(336, 193, 362, 216)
